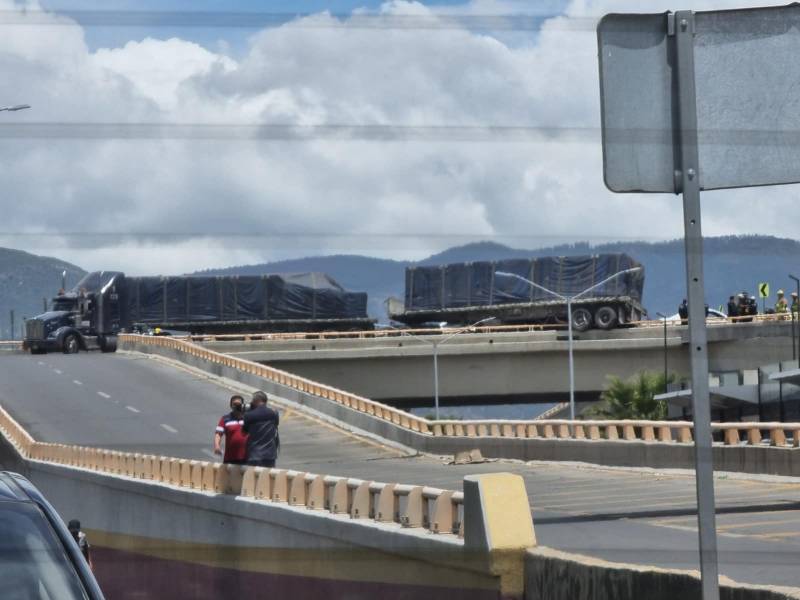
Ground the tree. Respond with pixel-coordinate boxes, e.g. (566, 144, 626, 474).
(588, 371, 678, 420)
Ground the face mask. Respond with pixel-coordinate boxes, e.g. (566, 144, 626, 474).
(231, 402, 243, 412)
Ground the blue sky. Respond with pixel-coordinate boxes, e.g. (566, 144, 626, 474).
(40, 0, 568, 53)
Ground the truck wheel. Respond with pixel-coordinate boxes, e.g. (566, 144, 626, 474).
(100, 336, 118, 353)
(62, 334, 79, 354)
(571, 307, 593, 332)
(594, 306, 618, 330)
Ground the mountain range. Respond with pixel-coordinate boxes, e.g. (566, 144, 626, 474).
(0, 248, 85, 339)
(1, 235, 798, 338)
(197, 235, 800, 319)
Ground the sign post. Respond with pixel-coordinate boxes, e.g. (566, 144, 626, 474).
(598, 8, 800, 596)
(758, 282, 770, 314)
(673, 12, 720, 600)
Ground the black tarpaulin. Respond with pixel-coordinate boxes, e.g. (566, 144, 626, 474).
(122, 272, 368, 324)
(403, 254, 644, 311)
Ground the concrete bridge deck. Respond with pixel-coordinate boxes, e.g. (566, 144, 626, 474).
(2, 352, 800, 588)
(201, 320, 798, 404)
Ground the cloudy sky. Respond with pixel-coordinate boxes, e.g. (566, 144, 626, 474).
(1, 0, 795, 275)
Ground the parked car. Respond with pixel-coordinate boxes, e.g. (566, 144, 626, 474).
(663, 308, 727, 322)
(0, 472, 105, 600)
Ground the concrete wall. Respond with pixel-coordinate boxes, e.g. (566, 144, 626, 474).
(0, 442, 501, 599)
(524, 547, 800, 600)
(124, 341, 800, 478)
(4, 415, 798, 600)
(208, 321, 796, 402)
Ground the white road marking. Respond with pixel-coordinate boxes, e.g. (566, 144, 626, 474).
(125, 406, 140, 414)
(53, 369, 62, 375)
(37, 361, 44, 366)
(201, 449, 219, 460)
(160, 423, 178, 434)
(73, 380, 83, 386)
(97, 392, 111, 399)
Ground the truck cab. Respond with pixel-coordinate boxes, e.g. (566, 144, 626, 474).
(23, 271, 125, 354)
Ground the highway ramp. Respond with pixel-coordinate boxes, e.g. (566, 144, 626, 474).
(1, 352, 800, 589)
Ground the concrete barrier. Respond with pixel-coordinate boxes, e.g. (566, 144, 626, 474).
(524, 547, 800, 600)
(120, 336, 800, 477)
(2, 403, 798, 599)
(0, 403, 530, 599)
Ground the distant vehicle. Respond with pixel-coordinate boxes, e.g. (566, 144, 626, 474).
(663, 308, 727, 322)
(389, 254, 646, 332)
(23, 271, 373, 354)
(0, 472, 105, 599)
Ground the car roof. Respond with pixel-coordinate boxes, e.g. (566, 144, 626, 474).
(0, 471, 44, 504)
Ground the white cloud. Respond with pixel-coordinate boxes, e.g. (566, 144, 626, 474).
(0, 0, 797, 276)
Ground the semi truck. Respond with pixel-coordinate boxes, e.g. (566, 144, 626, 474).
(23, 271, 372, 354)
(388, 254, 646, 331)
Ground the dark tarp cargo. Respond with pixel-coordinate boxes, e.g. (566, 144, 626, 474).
(122, 272, 367, 324)
(403, 254, 644, 311)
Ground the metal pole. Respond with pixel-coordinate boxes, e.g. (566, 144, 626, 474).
(791, 275, 800, 369)
(9, 310, 14, 341)
(567, 297, 575, 421)
(433, 342, 440, 420)
(674, 11, 719, 600)
(663, 316, 668, 391)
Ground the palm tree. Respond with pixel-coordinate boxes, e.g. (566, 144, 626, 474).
(588, 371, 677, 420)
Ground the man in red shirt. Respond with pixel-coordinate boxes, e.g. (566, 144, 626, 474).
(213, 395, 248, 464)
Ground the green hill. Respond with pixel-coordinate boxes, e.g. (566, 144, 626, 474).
(0, 248, 85, 339)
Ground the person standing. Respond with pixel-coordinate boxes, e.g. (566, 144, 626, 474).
(776, 289, 789, 315)
(243, 391, 280, 468)
(792, 292, 799, 315)
(726, 295, 738, 319)
(213, 395, 248, 465)
(68, 519, 93, 570)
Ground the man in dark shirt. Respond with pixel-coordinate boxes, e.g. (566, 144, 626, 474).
(242, 390, 280, 468)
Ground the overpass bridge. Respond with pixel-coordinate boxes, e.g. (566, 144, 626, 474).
(194, 319, 797, 406)
(2, 339, 800, 598)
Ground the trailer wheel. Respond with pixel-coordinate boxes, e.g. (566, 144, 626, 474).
(571, 307, 593, 332)
(594, 306, 618, 330)
(62, 334, 79, 354)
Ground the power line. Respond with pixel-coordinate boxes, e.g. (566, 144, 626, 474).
(0, 10, 595, 31)
(0, 122, 598, 141)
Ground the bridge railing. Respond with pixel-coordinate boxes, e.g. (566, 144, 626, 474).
(0, 403, 464, 537)
(121, 334, 800, 449)
(120, 334, 432, 434)
(430, 418, 800, 447)
(179, 311, 793, 342)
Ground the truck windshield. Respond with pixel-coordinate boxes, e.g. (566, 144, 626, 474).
(0, 502, 89, 600)
(52, 297, 77, 312)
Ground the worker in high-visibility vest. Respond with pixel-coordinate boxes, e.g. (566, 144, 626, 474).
(776, 289, 789, 314)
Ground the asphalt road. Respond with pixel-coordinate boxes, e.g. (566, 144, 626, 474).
(2, 352, 800, 589)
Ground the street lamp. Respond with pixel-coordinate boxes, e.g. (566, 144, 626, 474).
(392, 317, 497, 420)
(0, 104, 30, 112)
(496, 267, 642, 421)
(791, 274, 800, 368)
(656, 312, 669, 393)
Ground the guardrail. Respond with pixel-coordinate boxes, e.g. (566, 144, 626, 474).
(120, 334, 433, 434)
(0, 403, 463, 537)
(430, 418, 800, 447)
(180, 311, 793, 342)
(122, 334, 800, 449)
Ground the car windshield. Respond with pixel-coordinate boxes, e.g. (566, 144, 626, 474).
(0, 502, 88, 600)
